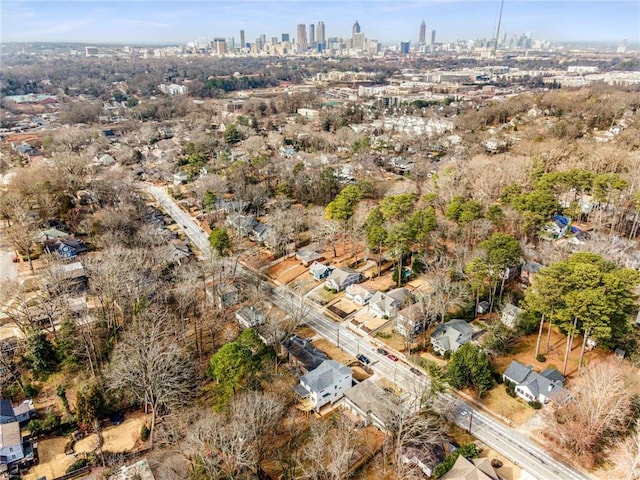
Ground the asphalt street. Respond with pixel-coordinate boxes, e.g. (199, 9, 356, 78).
(142, 183, 591, 480)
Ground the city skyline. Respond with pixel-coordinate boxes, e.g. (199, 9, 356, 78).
(1, 1, 638, 45)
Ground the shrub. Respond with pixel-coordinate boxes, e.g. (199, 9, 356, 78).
(29, 413, 62, 436)
(140, 423, 150, 442)
(528, 400, 542, 409)
(65, 458, 88, 474)
(536, 353, 546, 362)
(433, 443, 479, 478)
(505, 380, 516, 398)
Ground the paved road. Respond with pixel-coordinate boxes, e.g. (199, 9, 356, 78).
(0, 231, 17, 283)
(142, 183, 591, 480)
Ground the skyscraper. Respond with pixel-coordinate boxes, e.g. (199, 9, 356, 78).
(317, 21, 325, 45)
(400, 41, 410, 54)
(352, 21, 361, 36)
(308, 24, 315, 45)
(419, 20, 426, 44)
(430, 30, 436, 52)
(282, 33, 290, 42)
(296, 24, 308, 51)
(240, 29, 245, 48)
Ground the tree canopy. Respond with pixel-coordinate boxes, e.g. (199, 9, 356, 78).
(446, 344, 494, 398)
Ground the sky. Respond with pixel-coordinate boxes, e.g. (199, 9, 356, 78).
(1, 1, 638, 45)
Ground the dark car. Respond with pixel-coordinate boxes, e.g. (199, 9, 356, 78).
(410, 367, 423, 376)
(109, 412, 125, 426)
(356, 354, 371, 365)
(387, 354, 399, 362)
(376, 347, 389, 356)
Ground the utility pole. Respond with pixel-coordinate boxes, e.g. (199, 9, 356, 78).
(468, 410, 474, 434)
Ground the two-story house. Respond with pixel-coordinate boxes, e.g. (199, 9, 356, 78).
(294, 360, 352, 412)
(369, 288, 413, 319)
(325, 267, 362, 292)
(345, 284, 374, 306)
(430, 319, 475, 355)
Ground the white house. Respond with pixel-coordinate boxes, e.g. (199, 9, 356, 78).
(294, 360, 352, 412)
(235, 306, 265, 329)
(345, 284, 374, 306)
(501, 303, 525, 328)
(325, 267, 362, 292)
(503, 360, 572, 406)
(369, 288, 413, 319)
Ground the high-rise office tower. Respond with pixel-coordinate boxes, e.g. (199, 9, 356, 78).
(282, 33, 289, 42)
(352, 21, 361, 35)
(419, 20, 426, 44)
(240, 30, 245, 49)
(271, 36, 278, 45)
(260, 34, 266, 46)
(430, 30, 436, 52)
(308, 24, 315, 45)
(353, 32, 365, 50)
(400, 41, 410, 54)
(296, 24, 308, 51)
(317, 21, 326, 45)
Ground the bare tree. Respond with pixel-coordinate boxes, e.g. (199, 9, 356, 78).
(551, 360, 634, 466)
(107, 308, 198, 446)
(298, 417, 358, 480)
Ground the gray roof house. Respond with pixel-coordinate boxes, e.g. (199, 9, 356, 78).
(369, 288, 414, 319)
(0, 421, 24, 467)
(341, 380, 402, 434)
(325, 267, 362, 292)
(294, 359, 352, 412)
(0, 400, 15, 424)
(283, 335, 329, 373)
(430, 319, 475, 355)
(296, 249, 324, 266)
(235, 306, 265, 329)
(310, 262, 334, 281)
(501, 303, 525, 328)
(503, 360, 573, 406)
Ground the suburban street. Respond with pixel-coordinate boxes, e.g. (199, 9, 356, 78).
(142, 183, 591, 480)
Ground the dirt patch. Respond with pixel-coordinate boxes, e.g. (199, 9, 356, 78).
(102, 412, 151, 453)
(350, 365, 372, 382)
(266, 257, 308, 285)
(328, 298, 359, 318)
(362, 317, 391, 334)
(312, 338, 354, 365)
(363, 274, 396, 292)
(373, 327, 407, 353)
(23, 437, 76, 480)
(74, 433, 98, 453)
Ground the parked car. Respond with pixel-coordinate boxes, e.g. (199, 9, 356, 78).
(410, 367, 423, 376)
(376, 347, 389, 355)
(387, 354, 399, 362)
(356, 353, 371, 365)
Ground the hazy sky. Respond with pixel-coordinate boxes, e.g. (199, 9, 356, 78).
(2, 1, 638, 45)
